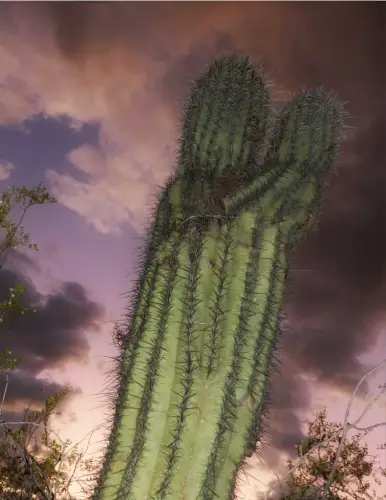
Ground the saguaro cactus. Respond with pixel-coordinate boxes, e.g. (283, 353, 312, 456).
(93, 55, 344, 499)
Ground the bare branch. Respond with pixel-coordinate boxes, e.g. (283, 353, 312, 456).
(322, 359, 386, 498)
(260, 358, 386, 499)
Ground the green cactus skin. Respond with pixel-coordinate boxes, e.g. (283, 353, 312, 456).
(92, 55, 344, 500)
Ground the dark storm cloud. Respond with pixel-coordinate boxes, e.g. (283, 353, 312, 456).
(254, 358, 312, 469)
(45, 2, 384, 113)
(247, 2, 384, 116)
(47, 2, 92, 61)
(0, 250, 104, 417)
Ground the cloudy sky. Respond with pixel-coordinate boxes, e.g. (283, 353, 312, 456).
(0, 2, 384, 498)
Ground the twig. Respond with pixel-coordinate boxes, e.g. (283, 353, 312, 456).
(0, 371, 9, 417)
(322, 358, 386, 498)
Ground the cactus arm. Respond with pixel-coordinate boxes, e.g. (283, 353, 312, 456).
(213, 226, 286, 499)
(178, 55, 270, 197)
(149, 225, 206, 496)
(94, 179, 185, 498)
(128, 232, 190, 499)
(92, 181, 174, 496)
(181, 214, 255, 498)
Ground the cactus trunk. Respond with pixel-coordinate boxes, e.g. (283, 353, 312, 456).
(93, 55, 345, 499)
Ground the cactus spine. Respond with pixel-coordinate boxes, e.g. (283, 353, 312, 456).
(93, 55, 344, 499)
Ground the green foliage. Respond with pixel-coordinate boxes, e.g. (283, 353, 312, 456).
(0, 347, 20, 372)
(93, 54, 345, 499)
(0, 183, 56, 258)
(0, 182, 56, 372)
